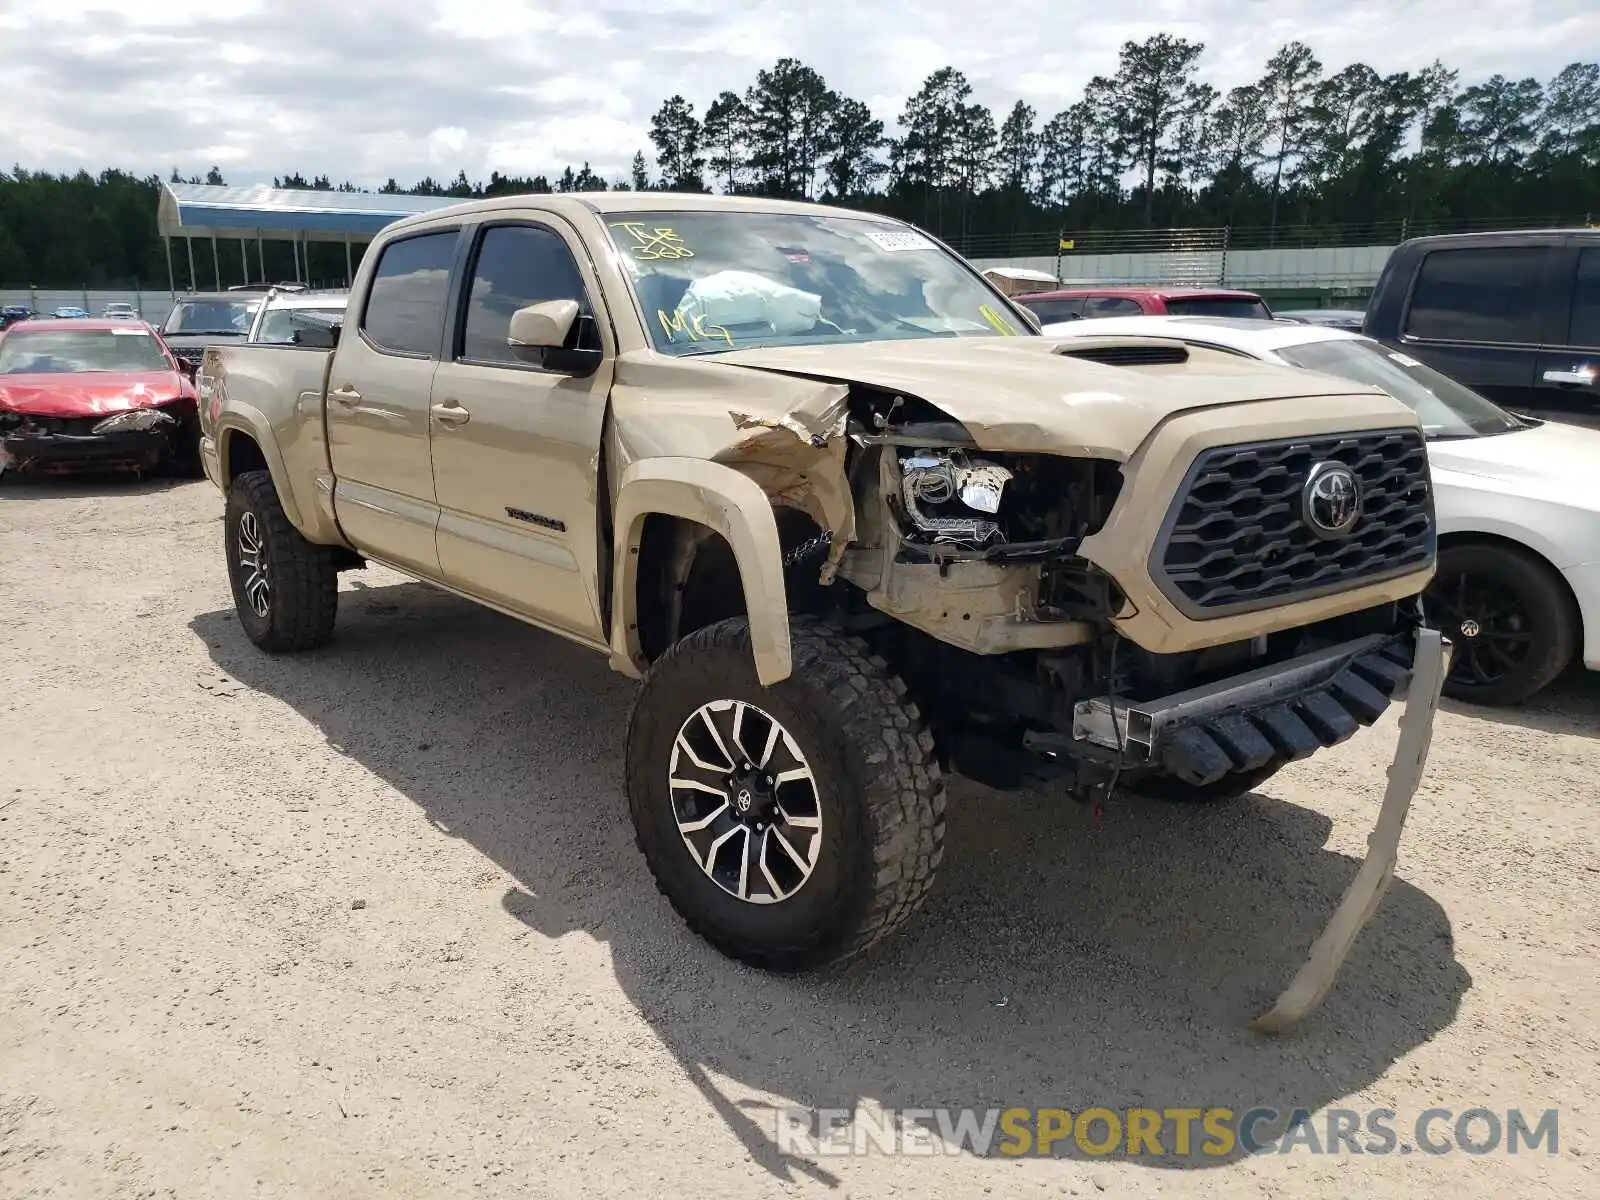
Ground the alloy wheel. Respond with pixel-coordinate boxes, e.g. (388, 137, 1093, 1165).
(237, 510, 271, 618)
(667, 699, 824, 905)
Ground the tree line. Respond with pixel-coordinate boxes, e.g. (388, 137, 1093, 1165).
(2, 39, 1597, 287)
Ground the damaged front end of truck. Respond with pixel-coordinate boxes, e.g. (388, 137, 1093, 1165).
(605, 333, 1450, 1029)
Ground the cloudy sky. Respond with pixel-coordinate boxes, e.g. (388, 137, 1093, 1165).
(1, 0, 1596, 188)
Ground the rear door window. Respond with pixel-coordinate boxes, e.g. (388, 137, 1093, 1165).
(1403, 246, 1549, 344)
(361, 231, 459, 358)
(1083, 296, 1144, 317)
(1566, 247, 1600, 349)
(1023, 298, 1084, 323)
(1165, 297, 1272, 319)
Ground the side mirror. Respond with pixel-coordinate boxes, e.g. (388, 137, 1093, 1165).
(507, 299, 602, 376)
(1014, 306, 1043, 333)
(508, 299, 579, 352)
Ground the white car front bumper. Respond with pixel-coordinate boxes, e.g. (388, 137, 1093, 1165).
(1562, 560, 1600, 671)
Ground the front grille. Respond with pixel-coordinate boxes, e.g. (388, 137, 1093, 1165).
(173, 347, 205, 363)
(1153, 428, 1433, 617)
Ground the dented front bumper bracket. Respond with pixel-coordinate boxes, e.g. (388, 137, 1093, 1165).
(1251, 626, 1449, 1031)
(1072, 625, 1451, 1030)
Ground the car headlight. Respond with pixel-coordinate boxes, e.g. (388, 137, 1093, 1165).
(898, 447, 1014, 546)
(92, 408, 178, 435)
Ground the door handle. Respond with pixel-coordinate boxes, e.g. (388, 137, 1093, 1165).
(330, 384, 363, 406)
(1542, 366, 1596, 387)
(430, 400, 471, 426)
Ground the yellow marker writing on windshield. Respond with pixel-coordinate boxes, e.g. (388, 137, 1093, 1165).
(979, 304, 1020, 336)
(614, 222, 695, 260)
(658, 309, 733, 346)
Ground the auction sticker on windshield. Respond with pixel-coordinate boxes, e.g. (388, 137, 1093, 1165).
(863, 228, 935, 252)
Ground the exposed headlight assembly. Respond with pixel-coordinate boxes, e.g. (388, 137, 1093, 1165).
(899, 448, 1014, 546)
(92, 408, 178, 435)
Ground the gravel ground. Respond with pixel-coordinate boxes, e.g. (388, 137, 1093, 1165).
(2, 475, 1597, 1200)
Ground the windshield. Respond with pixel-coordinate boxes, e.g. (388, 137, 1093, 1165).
(1276, 338, 1523, 438)
(0, 327, 173, 374)
(1166, 297, 1272, 319)
(603, 211, 1029, 355)
(254, 305, 347, 344)
(162, 298, 260, 335)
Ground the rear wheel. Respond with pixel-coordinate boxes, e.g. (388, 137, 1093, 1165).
(224, 470, 338, 652)
(625, 615, 946, 971)
(1425, 542, 1577, 706)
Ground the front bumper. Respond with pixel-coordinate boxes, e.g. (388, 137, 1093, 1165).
(1072, 629, 1419, 786)
(1078, 625, 1450, 1031)
(200, 432, 222, 488)
(1, 425, 176, 472)
(1562, 560, 1600, 671)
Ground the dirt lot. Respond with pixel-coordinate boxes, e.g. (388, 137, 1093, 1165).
(2, 476, 1596, 1199)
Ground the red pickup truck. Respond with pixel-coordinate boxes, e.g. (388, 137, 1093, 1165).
(1017, 286, 1273, 324)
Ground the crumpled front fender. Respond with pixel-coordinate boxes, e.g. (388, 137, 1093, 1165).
(609, 456, 792, 685)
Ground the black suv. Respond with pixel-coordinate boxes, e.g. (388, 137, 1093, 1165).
(1363, 229, 1600, 412)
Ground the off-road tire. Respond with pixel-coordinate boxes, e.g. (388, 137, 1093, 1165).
(625, 615, 946, 971)
(1131, 763, 1283, 804)
(1428, 542, 1578, 706)
(224, 469, 338, 653)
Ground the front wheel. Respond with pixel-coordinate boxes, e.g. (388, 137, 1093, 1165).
(625, 616, 947, 971)
(224, 469, 339, 652)
(1425, 542, 1577, 706)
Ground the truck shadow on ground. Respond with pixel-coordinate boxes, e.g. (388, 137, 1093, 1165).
(193, 582, 1470, 1182)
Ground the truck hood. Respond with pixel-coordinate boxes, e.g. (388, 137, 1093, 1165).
(709, 336, 1401, 459)
(0, 371, 191, 418)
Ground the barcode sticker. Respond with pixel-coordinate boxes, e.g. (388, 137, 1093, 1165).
(864, 228, 936, 253)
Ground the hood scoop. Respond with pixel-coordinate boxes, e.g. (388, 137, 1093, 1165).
(1053, 339, 1190, 367)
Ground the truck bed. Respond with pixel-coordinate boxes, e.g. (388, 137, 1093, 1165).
(197, 342, 336, 531)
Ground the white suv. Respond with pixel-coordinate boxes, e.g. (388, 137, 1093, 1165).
(245, 288, 350, 345)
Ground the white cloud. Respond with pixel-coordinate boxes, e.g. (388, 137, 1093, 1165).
(427, 126, 471, 166)
(0, 0, 1594, 187)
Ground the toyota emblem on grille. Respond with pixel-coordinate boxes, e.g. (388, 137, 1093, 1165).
(1301, 461, 1362, 538)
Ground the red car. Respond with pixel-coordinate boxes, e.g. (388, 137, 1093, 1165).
(0, 319, 199, 476)
(1016, 286, 1273, 324)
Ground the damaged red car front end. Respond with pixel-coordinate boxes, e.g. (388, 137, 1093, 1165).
(0, 319, 198, 477)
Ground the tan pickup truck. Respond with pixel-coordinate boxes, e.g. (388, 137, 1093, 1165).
(197, 193, 1448, 1027)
